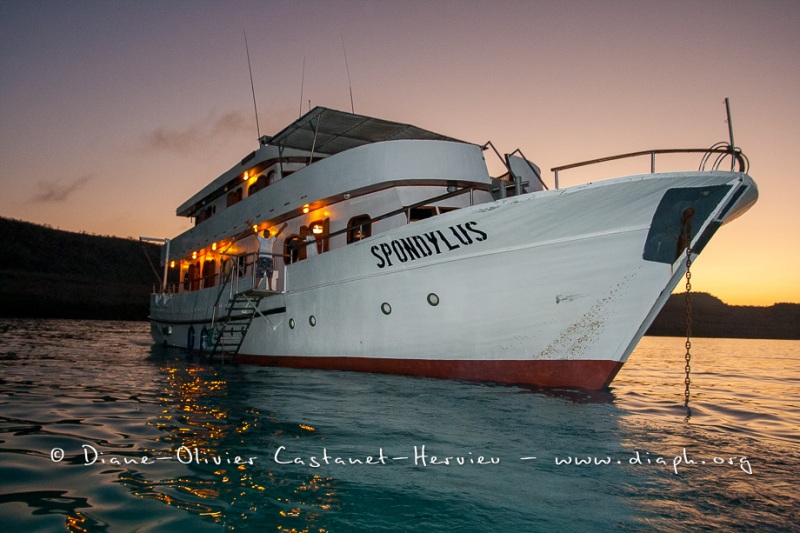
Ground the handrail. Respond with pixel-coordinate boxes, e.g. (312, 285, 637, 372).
(220, 251, 288, 292)
(550, 145, 748, 189)
(314, 186, 478, 246)
(168, 186, 478, 295)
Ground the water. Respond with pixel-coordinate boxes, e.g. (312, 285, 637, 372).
(1, 319, 798, 532)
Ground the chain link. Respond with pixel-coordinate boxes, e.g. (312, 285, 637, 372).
(684, 245, 692, 407)
(681, 208, 694, 408)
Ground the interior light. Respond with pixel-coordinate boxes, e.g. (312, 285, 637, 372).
(243, 171, 249, 181)
(252, 224, 258, 232)
(170, 260, 176, 268)
(302, 204, 310, 214)
(192, 251, 197, 260)
(312, 224, 323, 234)
(211, 242, 217, 251)
(323, 211, 330, 217)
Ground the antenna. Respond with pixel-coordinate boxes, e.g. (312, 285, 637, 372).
(341, 34, 355, 113)
(244, 29, 261, 141)
(724, 97, 735, 171)
(299, 56, 306, 118)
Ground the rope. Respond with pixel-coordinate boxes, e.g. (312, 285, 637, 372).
(141, 243, 163, 288)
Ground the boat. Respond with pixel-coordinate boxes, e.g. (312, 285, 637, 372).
(146, 105, 758, 389)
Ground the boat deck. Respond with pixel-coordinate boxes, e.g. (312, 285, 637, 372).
(240, 288, 281, 298)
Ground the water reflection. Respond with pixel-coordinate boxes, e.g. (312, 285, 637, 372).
(2, 320, 796, 530)
(515, 384, 616, 404)
(609, 336, 800, 530)
(138, 344, 341, 530)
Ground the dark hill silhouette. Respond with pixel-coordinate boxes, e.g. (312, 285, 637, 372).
(646, 292, 799, 340)
(0, 217, 798, 338)
(0, 217, 167, 320)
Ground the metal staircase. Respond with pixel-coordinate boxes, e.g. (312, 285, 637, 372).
(208, 289, 271, 362)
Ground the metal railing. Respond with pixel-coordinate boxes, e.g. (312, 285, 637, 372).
(168, 251, 288, 296)
(220, 251, 288, 294)
(550, 144, 748, 189)
(161, 185, 479, 297)
(300, 185, 478, 249)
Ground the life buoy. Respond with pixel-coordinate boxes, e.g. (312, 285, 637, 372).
(187, 326, 195, 350)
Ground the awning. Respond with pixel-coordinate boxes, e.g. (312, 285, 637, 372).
(269, 106, 469, 156)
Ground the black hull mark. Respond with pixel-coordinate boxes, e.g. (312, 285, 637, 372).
(642, 185, 731, 264)
(371, 221, 488, 269)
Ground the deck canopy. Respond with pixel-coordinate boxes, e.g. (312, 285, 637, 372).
(176, 107, 470, 217)
(270, 106, 469, 156)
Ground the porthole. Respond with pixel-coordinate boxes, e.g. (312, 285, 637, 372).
(381, 302, 392, 315)
(309, 315, 316, 327)
(427, 293, 440, 306)
(289, 318, 295, 329)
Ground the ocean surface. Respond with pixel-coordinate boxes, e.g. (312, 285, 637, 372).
(0, 319, 798, 532)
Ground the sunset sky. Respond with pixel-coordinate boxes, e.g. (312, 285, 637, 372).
(1, 0, 798, 306)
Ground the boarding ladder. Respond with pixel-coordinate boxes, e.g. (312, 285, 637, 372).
(208, 288, 274, 362)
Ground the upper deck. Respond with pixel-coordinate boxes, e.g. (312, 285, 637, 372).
(168, 108, 492, 260)
(176, 107, 472, 218)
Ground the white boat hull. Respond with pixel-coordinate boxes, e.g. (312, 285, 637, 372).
(150, 170, 756, 389)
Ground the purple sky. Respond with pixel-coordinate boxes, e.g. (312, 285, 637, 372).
(1, 0, 798, 305)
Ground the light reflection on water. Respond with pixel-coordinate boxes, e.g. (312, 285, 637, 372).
(0, 319, 797, 531)
(616, 336, 800, 445)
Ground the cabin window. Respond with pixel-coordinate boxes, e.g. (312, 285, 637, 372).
(195, 205, 215, 225)
(220, 258, 231, 282)
(202, 259, 216, 288)
(248, 174, 268, 195)
(307, 219, 330, 255)
(227, 187, 243, 207)
(191, 262, 201, 291)
(347, 215, 372, 243)
(184, 264, 193, 291)
(408, 206, 437, 222)
(439, 206, 459, 214)
(284, 235, 302, 264)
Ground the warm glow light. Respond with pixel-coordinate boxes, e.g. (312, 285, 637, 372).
(170, 260, 176, 268)
(1, 4, 797, 308)
(312, 224, 323, 234)
(192, 251, 197, 259)
(323, 211, 330, 217)
(211, 242, 217, 251)
(302, 204, 310, 214)
(243, 171, 249, 181)
(252, 224, 258, 232)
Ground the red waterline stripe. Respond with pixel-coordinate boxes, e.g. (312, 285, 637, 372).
(232, 354, 623, 390)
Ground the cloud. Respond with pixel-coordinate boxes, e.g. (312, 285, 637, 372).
(31, 175, 92, 203)
(142, 111, 251, 154)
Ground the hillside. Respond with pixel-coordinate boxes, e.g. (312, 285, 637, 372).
(646, 292, 799, 340)
(0, 217, 798, 337)
(0, 217, 166, 320)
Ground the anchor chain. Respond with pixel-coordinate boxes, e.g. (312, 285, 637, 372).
(684, 244, 692, 407)
(680, 208, 695, 408)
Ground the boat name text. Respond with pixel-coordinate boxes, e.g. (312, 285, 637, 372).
(370, 221, 487, 269)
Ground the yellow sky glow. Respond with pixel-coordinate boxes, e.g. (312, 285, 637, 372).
(1, 1, 798, 306)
